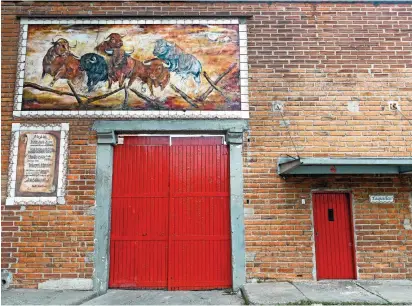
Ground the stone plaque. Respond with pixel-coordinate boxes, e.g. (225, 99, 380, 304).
(6, 123, 69, 205)
(17, 132, 59, 195)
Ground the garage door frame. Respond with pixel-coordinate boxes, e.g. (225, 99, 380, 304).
(92, 119, 248, 294)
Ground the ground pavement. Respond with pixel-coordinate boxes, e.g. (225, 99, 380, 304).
(243, 280, 412, 305)
(2, 280, 412, 305)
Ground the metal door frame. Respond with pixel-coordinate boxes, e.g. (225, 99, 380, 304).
(311, 191, 357, 280)
(118, 134, 227, 145)
(92, 119, 248, 294)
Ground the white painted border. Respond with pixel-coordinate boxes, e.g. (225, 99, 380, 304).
(6, 123, 69, 205)
(14, 18, 249, 119)
(20, 18, 241, 25)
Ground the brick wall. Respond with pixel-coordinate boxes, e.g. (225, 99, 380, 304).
(2, 1, 411, 288)
(244, 176, 412, 281)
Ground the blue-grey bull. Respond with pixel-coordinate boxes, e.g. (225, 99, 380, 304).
(79, 53, 109, 92)
(152, 39, 202, 90)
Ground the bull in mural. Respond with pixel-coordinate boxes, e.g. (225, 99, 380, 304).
(42, 38, 83, 86)
(105, 48, 138, 89)
(105, 48, 170, 96)
(79, 53, 109, 92)
(23, 24, 241, 111)
(95, 33, 124, 55)
(152, 39, 202, 90)
(143, 59, 171, 95)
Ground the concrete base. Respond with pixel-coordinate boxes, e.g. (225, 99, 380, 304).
(3, 280, 411, 305)
(83, 290, 244, 305)
(242, 280, 412, 305)
(1, 270, 13, 290)
(242, 283, 308, 305)
(356, 280, 412, 304)
(38, 278, 93, 290)
(1, 289, 97, 305)
(293, 280, 387, 304)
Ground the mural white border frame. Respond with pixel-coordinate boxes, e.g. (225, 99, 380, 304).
(14, 18, 249, 119)
(6, 123, 69, 205)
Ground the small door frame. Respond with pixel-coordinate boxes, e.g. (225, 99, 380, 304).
(311, 190, 358, 280)
(92, 119, 248, 294)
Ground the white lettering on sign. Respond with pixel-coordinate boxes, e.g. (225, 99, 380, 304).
(19, 133, 57, 193)
(369, 195, 394, 204)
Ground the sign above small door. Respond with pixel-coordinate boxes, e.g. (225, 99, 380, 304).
(369, 195, 394, 204)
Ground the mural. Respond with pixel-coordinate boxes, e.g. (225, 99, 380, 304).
(23, 24, 241, 111)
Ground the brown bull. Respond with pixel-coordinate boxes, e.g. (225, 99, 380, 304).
(144, 59, 170, 95)
(105, 48, 139, 89)
(95, 33, 124, 55)
(105, 49, 170, 96)
(42, 38, 82, 86)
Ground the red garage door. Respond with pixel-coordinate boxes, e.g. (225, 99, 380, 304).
(109, 135, 232, 290)
(313, 193, 356, 280)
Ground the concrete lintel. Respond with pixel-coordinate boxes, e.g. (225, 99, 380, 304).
(226, 131, 244, 145)
(96, 130, 116, 145)
(92, 119, 248, 134)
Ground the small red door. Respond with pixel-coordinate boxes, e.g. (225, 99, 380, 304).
(109, 136, 232, 290)
(313, 193, 356, 279)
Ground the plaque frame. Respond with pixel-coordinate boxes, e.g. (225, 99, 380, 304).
(6, 123, 69, 205)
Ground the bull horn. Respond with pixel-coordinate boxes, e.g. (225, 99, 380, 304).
(105, 49, 114, 55)
(51, 36, 62, 44)
(162, 61, 171, 68)
(143, 58, 157, 64)
(125, 47, 134, 55)
(69, 40, 77, 49)
(88, 56, 97, 63)
(120, 34, 126, 38)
